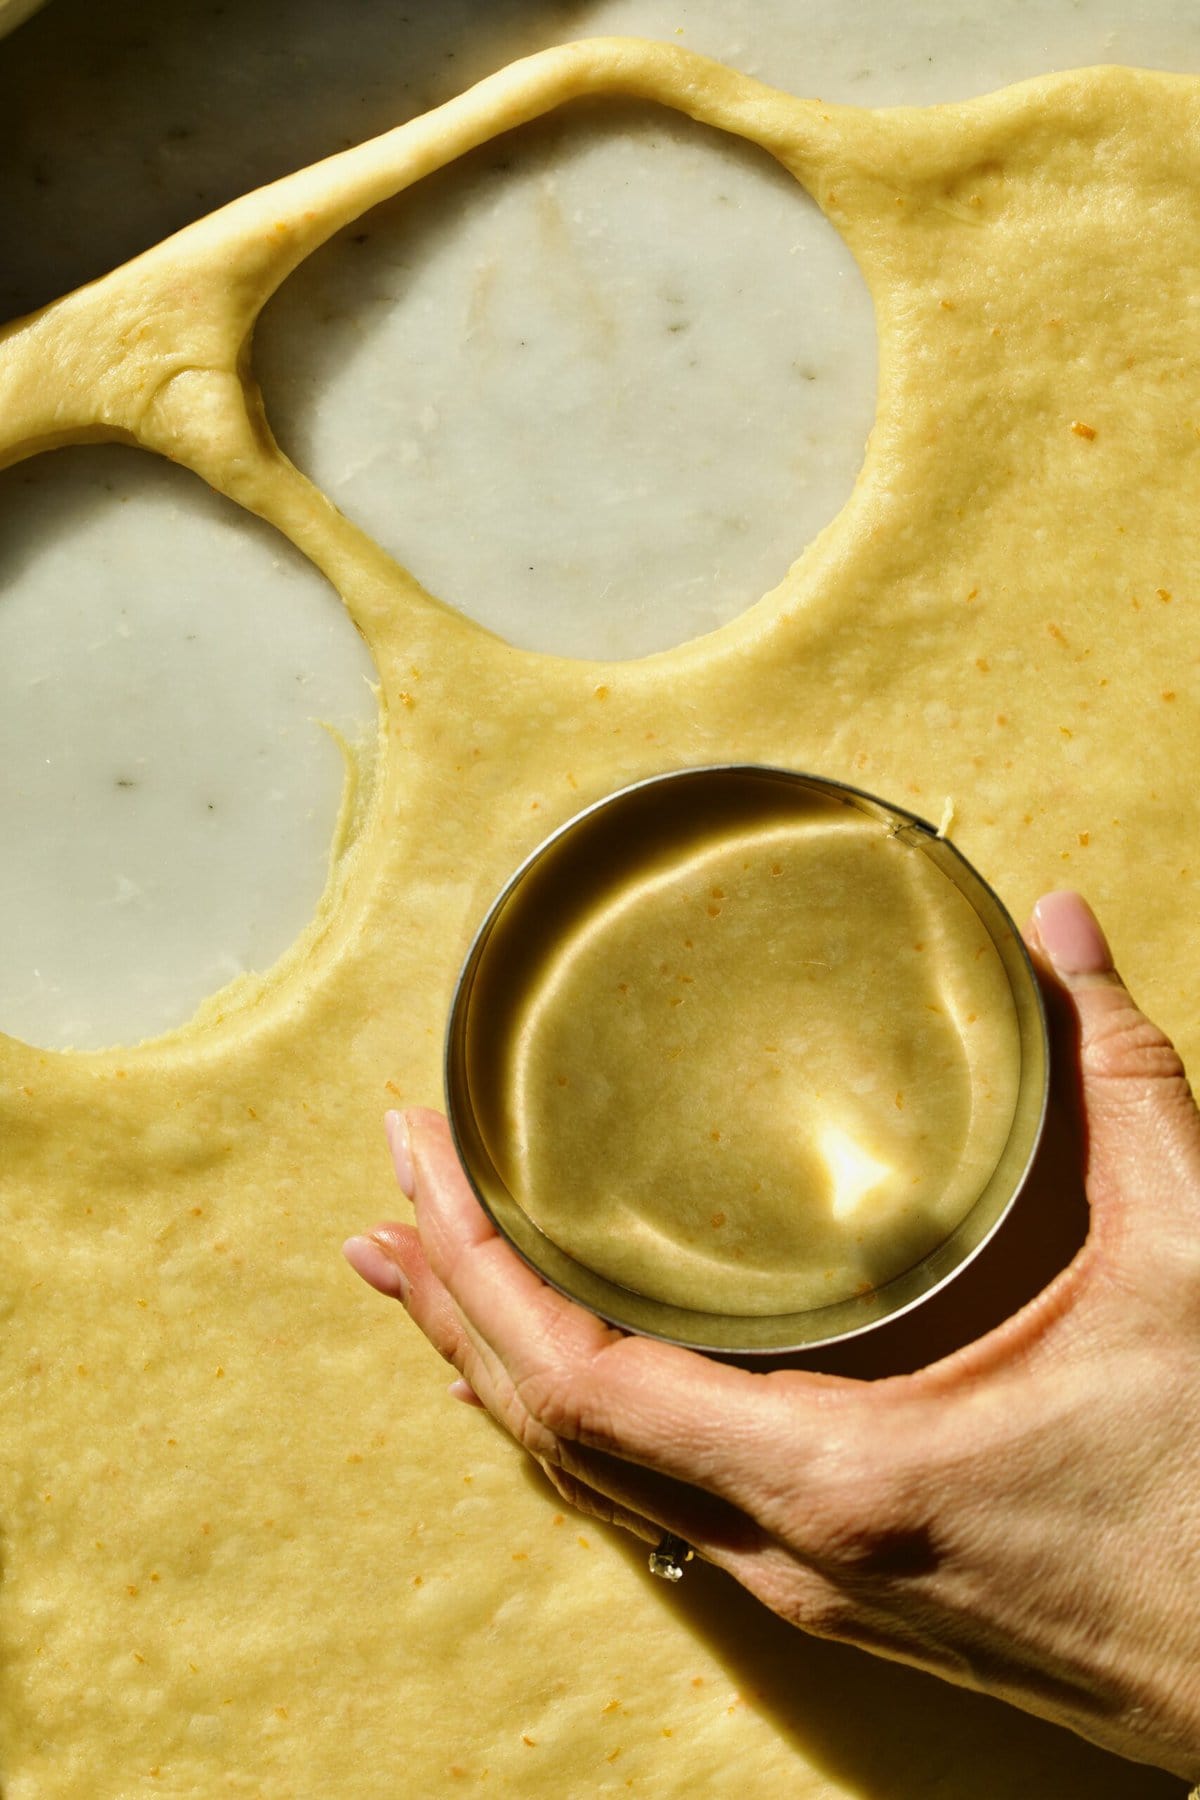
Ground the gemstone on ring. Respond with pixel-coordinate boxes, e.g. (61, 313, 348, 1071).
(648, 1532, 694, 1581)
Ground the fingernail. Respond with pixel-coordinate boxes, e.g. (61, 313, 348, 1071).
(447, 1378, 483, 1407)
(384, 1109, 414, 1198)
(1032, 890, 1114, 978)
(343, 1234, 410, 1303)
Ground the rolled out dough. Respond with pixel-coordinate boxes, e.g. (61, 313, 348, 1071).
(0, 37, 1194, 1799)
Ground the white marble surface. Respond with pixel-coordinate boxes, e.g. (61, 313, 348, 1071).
(0, 0, 1196, 1047)
(256, 107, 875, 660)
(0, 449, 375, 1048)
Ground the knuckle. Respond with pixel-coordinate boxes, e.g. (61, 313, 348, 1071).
(777, 1421, 939, 1588)
(784, 1573, 855, 1640)
(538, 1460, 613, 1528)
(514, 1344, 625, 1454)
(804, 1486, 889, 1573)
(818, 1514, 941, 1585)
(1141, 1225, 1200, 1315)
(774, 1417, 875, 1535)
(1084, 1003, 1188, 1090)
(511, 1409, 559, 1463)
(508, 1308, 608, 1443)
(539, 1460, 587, 1509)
(512, 1358, 587, 1446)
(481, 1362, 563, 1463)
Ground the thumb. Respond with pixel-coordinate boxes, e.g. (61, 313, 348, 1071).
(1029, 890, 1200, 1229)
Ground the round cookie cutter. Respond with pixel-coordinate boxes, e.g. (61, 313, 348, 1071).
(445, 766, 1049, 1357)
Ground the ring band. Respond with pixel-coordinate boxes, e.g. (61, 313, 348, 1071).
(648, 1532, 694, 1582)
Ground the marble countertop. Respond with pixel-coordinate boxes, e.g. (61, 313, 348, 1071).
(1, 0, 1196, 1048)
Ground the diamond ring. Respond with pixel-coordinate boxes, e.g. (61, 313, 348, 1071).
(648, 1533, 694, 1581)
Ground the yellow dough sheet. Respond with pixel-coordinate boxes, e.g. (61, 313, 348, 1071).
(0, 37, 1195, 1798)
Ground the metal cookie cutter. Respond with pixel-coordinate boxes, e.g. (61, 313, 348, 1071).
(445, 765, 1049, 1358)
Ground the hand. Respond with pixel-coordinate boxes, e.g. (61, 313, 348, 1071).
(344, 892, 1200, 1781)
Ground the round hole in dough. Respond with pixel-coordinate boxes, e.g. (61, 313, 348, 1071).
(0, 444, 377, 1052)
(254, 99, 877, 662)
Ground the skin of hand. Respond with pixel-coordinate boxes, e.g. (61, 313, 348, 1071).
(343, 891, 1200, 1781)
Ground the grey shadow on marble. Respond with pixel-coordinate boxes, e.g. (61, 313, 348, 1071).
(0, 0, 590, 320)
(0, 445, 122, 587)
